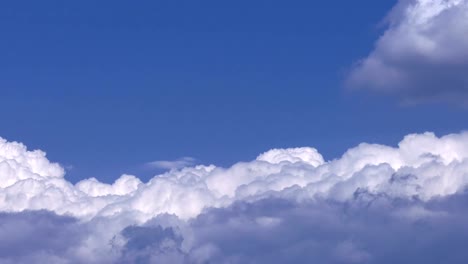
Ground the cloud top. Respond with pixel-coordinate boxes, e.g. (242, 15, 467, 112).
(2, 132, 468, 262)
(256, 147, 324, 166)
(1, 131, 468, 222)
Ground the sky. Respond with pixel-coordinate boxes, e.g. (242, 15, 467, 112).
(2, 0, 468, 263)
(1, 0, 467, 183)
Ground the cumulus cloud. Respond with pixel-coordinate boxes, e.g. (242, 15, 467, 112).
(256, 147, 324, 166)
(6, 194, 468, 263)
(347, 0, 468, 104)
(2, 132, 468, 262)
(2, 132, 468, 219)
(184, 196, 468, 264)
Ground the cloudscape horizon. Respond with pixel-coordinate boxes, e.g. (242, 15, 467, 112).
(2, 131, 468, 263)
(1, 0, 468, 263)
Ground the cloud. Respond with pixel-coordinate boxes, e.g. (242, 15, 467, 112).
(146, 157, 197, 170)
(2, 132, 468, 262)
(0, 211, 88, 263)
(256, 147, 324, 166)
(6, 194, 468, 263)
(2, 132, 468, 220)
(347, 0, 468, 105)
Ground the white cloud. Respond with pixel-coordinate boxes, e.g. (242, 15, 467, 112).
(146, 157, 197, 170)
(348, 0, 468, 104)
(256, 147, 324, 166)
(1, 131, 468, 221)
(2, 132, 468, 262)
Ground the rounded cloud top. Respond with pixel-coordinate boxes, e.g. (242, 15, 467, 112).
(0, 138, 64, 188)
(256, 147, 324, 166)
(1, 132, 468, 222)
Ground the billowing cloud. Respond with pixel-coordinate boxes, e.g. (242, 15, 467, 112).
(347, 0, 468, 104)
(3, 132, 468, 220)
(5, 194, 468, 263)
(2, 132, 468, 262)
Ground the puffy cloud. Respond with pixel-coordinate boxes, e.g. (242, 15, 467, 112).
(256, 147, 324, 166)
(0, 137, 64, 188)
(7, 194, 468, 263)
(2, 132, 468, 220)
(347, 0, 468, 104)
(76, 175, 142, 197)
(2, 132, 468, 262)
(184, 193, 468, 263)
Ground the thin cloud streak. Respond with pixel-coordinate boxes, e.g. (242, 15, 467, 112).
(146, 157, 197, 170)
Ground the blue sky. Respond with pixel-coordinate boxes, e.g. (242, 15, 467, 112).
(3, 1, 468, 263)
(1, 0, 467, 183)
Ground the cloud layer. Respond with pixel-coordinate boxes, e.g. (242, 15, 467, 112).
(2, 132, 468, 263)
(347, 0, 468, 104)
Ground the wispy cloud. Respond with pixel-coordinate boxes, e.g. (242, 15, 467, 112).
(146, 157, 197, 170)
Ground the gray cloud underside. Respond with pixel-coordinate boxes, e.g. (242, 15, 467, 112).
(2, 192, 468, 264)
(347, 0, 468, 104)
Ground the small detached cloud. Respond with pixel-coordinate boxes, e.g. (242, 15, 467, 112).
(146, 157, 197, 170)
(347, 0, 468, 105)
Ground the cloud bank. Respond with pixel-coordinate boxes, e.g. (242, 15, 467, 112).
(347, 0, 468, 104)
(2, 132, 468, 263)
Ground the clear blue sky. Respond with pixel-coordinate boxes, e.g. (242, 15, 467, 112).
(1, 0, 466, 182)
